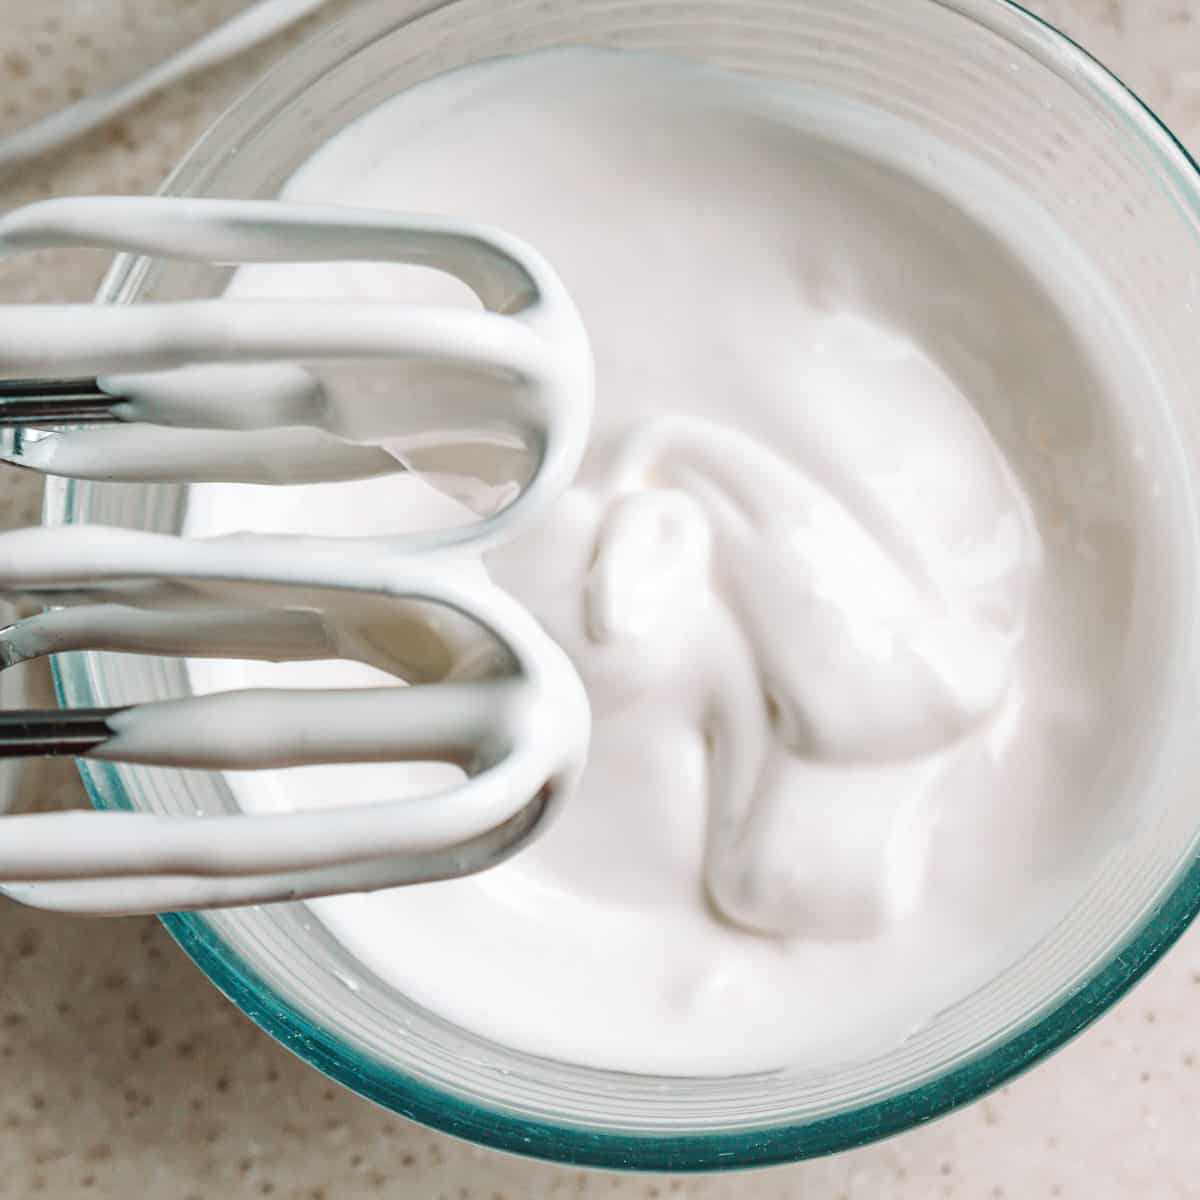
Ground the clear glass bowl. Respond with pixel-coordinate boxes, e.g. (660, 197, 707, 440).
(43, 0, 1200, 1170)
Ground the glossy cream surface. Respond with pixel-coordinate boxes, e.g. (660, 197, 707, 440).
(186, 49, 1170, 1073)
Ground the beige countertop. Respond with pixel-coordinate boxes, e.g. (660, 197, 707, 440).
(2, 2, 1199, 1196)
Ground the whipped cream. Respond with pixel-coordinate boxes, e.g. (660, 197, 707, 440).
(186, 49, 1162, 1073)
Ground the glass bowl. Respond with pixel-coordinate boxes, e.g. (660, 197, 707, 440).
(43, 0, 1200, 1170)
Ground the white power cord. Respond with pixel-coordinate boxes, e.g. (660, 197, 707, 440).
(0, 0, 330, 168)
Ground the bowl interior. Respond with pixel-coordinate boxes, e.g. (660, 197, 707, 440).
(45, 0, 1200, 1170)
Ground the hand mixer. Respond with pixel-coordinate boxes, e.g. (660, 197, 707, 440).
(0, 195, 594, 917)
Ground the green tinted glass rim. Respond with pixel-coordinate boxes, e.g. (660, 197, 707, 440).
(50, 0, 1200, 1171)
(65, 707, 1200, 1169)
(157, 858, 1199, 1170)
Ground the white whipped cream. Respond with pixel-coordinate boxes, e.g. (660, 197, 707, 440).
(185, 49, 1162, 1073)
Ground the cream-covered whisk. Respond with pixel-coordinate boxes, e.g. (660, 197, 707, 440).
(0, 195, 593, 917)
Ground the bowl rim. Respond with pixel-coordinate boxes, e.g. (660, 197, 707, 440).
(50, 0, 1200, 1171)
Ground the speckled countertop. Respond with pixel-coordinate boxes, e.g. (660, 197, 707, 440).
(1, 2, 1199, 1197)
